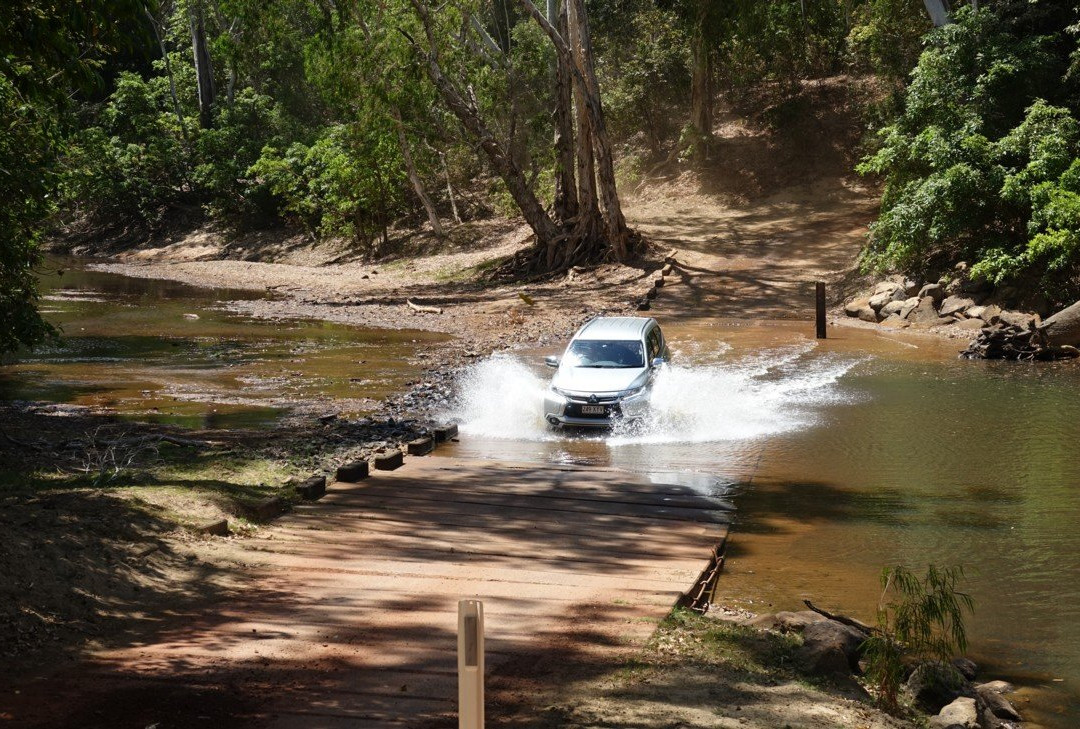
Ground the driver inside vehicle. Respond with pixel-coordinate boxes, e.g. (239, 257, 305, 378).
(563, 340, 645, 369)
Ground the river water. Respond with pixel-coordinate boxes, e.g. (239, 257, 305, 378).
(4, 263, 1078, 725)
(445, 321, 1080, 728)
(0, 261, 445, 427)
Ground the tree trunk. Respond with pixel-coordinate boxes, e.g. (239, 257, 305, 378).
(189, 2, 215, 129)
(393, 108, 444, 237)
(145, 6, 188, 142)
(567, 0, 629, 259)
(407, 0, 560, 246)
(551, 0, 577, 224)
(440, 152, 462, 223)
(689, 0, 712, 164)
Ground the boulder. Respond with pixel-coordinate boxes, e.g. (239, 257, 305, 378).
(881, 300, 906, 317)
(930, 697, 978, 729)
(975, 680, 1014, 695)
(899, 296, 921, 319)
(799, 619, 867, 675)
(1038, 299, 1080, 347)
(920, 283, 946, 304)
(908, 297, 942, 324)
(946, 278, 964, 296)
(880, 314, 910, 328)
(845, 297, 878, 322)
(951, 657, 978, 680)
(940, 296, 976, 317)
(966, 305, 986, 320)
(750, 610, 828, 632)
(869, 291, 893, 311)
(979, 304, 1002, 324)
(998, 310, 1034, 329)
(929, 316, 960, 328)
(874, 281, 903, 296)
(975, 684, 1021, 722)
(955, 318, 987, 331)
(906, 661, 972, 714)
(903, 278, 921, 297)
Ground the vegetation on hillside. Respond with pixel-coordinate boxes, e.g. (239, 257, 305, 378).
(859, 3, 1080, 307)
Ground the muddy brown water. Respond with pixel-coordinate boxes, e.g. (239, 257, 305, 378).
(5, 263, 1079, 726)
(444, 320, 1080, 728)
(0, 260, 447, 427)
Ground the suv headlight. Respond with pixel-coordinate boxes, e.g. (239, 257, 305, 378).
(549, 386, 571, 401)
(618, 386, 646, 400)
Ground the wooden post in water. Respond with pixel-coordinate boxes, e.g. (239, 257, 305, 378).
(815, 282, 827, 339)
(458, 599, 484, 729)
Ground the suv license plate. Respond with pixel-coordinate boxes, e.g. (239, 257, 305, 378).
(581, 405, 606, 415)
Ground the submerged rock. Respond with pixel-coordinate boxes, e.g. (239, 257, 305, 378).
(975, 684, 1022, 722)
(951, 656, 978, 680)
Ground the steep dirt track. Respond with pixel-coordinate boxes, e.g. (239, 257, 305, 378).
(8, 457, 730, 729)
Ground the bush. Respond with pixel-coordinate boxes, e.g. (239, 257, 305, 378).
(862, 565, 973, 710)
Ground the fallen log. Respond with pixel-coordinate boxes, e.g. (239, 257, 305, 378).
(406, 298, 443, 314)
(803, 599, 877, 636)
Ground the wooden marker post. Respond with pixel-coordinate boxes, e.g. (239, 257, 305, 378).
(815, 282, 827, 339)
(458, 599, 484, 729)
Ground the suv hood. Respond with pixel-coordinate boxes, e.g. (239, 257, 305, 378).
(551, 366, 648, 395)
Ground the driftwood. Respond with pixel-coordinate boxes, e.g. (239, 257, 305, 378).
(406, 298, 443, 315)
(803, 599, 877, 636)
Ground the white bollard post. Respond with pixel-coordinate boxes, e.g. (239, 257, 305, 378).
(457, 599, 484, 729)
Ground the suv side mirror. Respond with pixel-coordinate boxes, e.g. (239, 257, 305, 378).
(651, 357, 666, 369)
(544, 355, 560, 368)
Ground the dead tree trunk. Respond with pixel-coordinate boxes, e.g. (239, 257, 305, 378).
(392, 108, 444, 237)
(189, 2, 216, 129)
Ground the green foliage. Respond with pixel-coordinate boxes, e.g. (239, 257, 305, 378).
(846, 0, 931, 78)
(862, 565, 974, 709)
(250, 124, 406, 249)
(859, 4, 1080, 303)
(1, 0, 146, 354)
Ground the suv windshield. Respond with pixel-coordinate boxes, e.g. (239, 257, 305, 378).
(564, 339, 644, 368)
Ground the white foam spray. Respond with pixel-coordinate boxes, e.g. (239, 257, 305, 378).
(449, 342, 863, 445)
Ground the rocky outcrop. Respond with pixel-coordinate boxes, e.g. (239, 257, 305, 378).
(962, 300, 1080, 360)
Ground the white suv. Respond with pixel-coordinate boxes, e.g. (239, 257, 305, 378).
(542, 317, 668, 428)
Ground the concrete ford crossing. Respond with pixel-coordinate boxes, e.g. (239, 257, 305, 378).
(542, 316, 669, 428)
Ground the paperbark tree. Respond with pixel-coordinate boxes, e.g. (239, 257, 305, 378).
(189, 1, 216, 129)
(689, 0, 714, 163)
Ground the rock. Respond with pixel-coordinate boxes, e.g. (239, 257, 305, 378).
(906, 661, 972, 714)
(407, 437, 433, 456)
(799, 619, 867, 675)
(903, 278, 921, 296)
(952, 657, 978, 680)
(845, 297, 873, 318)
(881, 300, 906, 316)
(874, 281, 903, 296)
(754, 610, 828, 632)
(869, 291, 893, 311)
(251, 496, 289, 522)
(966, 305, 986, 319)
(880, 314, 911, 328)
(955, 261, 970, 273)
(940, 296, 976, 317)
(930, 697, 978, 729)
(975, 680, 1014, 695)
(956, 318, 987, 330)
(979, 304, 1002, 324)
(433, 423, 458, 442)
(929, 316, 960, 328)
(998, 310, 1034, 329)
(183, 313, 200, 320)
(920, 282, 946, 304)
(946, 278, 964, 296)
(195, 519, 229, 536)
(975, 684, 1021, 722)
(907, 297, 942, 324)
(899, 296, 921, 319)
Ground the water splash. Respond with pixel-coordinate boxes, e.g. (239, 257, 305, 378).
(450, 343, 863, 444)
